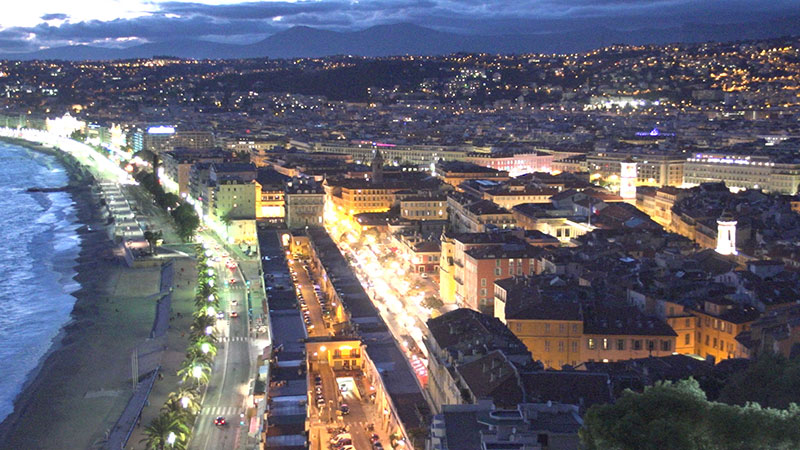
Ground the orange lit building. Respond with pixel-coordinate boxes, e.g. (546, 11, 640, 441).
(691, 298, 759, 362)
(463, 245, 543, 313)
(495, 277, 678, 369)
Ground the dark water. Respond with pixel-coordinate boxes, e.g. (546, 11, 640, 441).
(0, 142, 80, 422)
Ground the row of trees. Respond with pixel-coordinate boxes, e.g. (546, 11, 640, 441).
(134, 171, 199, 241)
(140, 245, 219, 449)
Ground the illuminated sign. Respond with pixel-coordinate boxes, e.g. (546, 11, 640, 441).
(147, 126, 175, 134)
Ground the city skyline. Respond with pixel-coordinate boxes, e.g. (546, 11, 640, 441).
(1, 6, 800, 449)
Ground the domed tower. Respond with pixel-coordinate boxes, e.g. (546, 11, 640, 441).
(716, 210, 738, 256)
(371, 148, 384, 185)
(619, 156, 637, 203)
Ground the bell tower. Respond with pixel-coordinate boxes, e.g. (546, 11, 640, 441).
(371, 149, 384, 185)
(619, 157, 637, 203)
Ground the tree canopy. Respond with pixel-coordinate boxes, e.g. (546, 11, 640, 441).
(580, 378, 800, 450)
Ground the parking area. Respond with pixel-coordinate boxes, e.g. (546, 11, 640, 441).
(289, 258, 329, 338)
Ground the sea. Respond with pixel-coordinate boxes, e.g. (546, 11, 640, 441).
(0, 141, 82, 423)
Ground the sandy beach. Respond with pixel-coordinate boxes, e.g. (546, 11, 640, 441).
(0, 138, 180, 450)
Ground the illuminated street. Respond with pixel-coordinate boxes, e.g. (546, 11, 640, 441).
(324, 204, 431, 385)
(188, 240, 262, 450)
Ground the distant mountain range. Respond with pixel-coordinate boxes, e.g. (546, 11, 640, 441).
(2, 18, 800, 61)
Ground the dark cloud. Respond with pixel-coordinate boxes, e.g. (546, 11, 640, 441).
(0, 0, 798, 54)
(40, 13, 69, 21)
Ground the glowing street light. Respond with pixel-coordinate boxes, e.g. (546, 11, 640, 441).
(166, 431, 176, 446)
(205, 325, 214, 335)
(180, 396, 190, 409)
(201, 342, 211, 354)
(206, 306, 216, 317)
(208, 279, 214, 287)
(208, 294, 215, 302)
(192, 364, 203, 379)
(207, 268, 214, 276)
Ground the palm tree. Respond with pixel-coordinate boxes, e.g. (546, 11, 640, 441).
(187, 338, 218, 358)
(163, 387, 201, 420)
(185, 347, 214, 366)
(192, 307, 216, 320)
(177, 359, 211, 385)
(140, 412, 190, 450)
(189, 315, 216, 341)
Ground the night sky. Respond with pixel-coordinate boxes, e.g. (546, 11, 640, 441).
(1, 0, 799, 53)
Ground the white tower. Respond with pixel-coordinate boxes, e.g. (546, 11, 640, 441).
(716, 211, 738, 256)
(619, 158, 637, 203)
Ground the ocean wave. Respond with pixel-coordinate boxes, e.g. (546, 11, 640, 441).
(0, 143, 81, 423)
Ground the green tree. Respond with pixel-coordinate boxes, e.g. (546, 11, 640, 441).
(177, 359, 212, 385)
(140, 412, 190, 450)
(581, 378, 800, 450)
(185, 346, 214, 366)
(70, 129, 86, 142)
(718, 353, 800, 409)
(172, 203, 200, 242)
(163, 387, 201, 419)
(143, 230, 163, 254)
(189, 314, 217, 341)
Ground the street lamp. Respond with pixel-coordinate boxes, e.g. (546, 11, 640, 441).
(206, 306, 216, 317)
(207, 268, 214, 276)
(191, 364, 203, 380)
(166, 431, 176, 446)
(208, 294, 215, 302)
(180, 396, 190, 409)
(205, 325, 214, 335)
(201, 342, 211, 354)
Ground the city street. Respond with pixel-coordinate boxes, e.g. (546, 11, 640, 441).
(289, 258, 329, 338)
(188, 247, 253, 450)
(325, 214, 432, 385)
(287, 246, 394, 450)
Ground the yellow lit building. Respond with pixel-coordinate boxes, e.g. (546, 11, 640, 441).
(691, 299, 758, 362)
(438, 235, 457, 304)
(495, 278, 677, 369)
(306, 339, 364, 372)
(400, 196, 448, 221)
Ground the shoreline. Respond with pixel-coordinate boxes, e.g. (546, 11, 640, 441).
(0, 137, 122, 448)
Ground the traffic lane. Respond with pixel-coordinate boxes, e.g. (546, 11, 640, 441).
(341, 388, 373, 450)
(313, 363, 339, 424)
(291, 261, 326, 337)
(191, 281, 248, 450)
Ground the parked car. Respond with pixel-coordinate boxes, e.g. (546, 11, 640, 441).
(329, 433, 351, 444)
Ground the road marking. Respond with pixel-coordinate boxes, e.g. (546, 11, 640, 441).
(200, 405, 240, 416)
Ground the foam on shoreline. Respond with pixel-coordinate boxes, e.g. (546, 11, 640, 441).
(0, 137, 117, 445)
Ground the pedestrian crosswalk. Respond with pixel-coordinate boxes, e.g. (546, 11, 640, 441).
(218, 335, 249, 342)
(200, 405, 241, 416)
